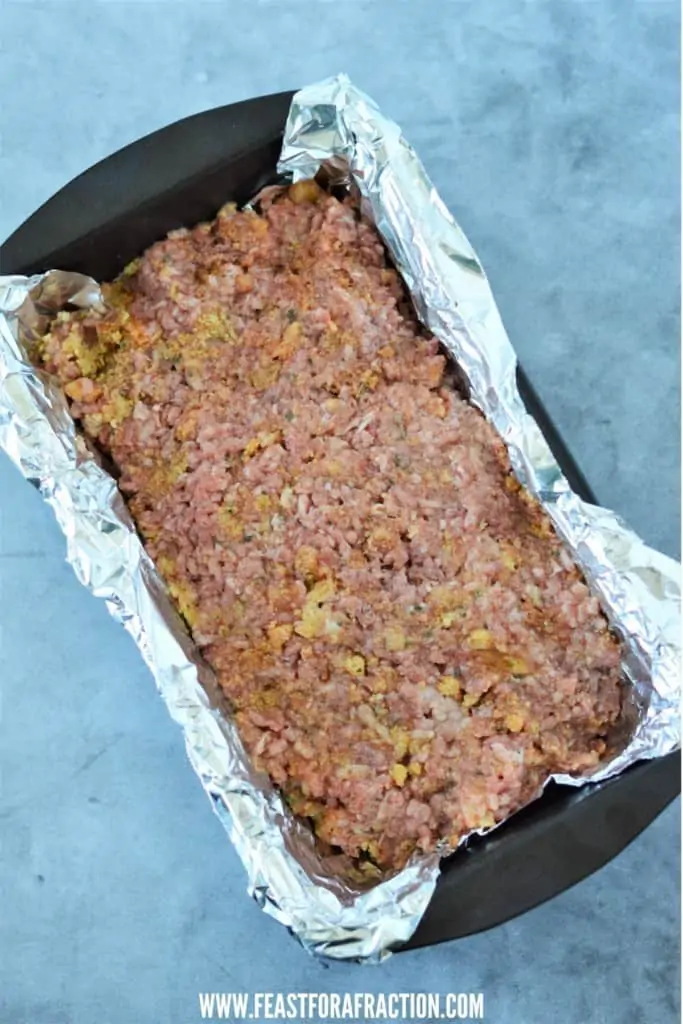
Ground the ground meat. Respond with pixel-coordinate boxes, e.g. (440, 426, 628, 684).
(34, 180, 623, 875)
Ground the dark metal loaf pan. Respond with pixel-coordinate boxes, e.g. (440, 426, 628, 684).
(1, 90, 678, 952)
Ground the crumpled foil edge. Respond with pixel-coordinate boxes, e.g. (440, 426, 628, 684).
(278, 75, 681, 785)
(0, 271, 440, 963)
(0, 74, 679, 963)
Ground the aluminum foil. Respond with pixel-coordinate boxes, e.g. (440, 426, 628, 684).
(0, 74, 679, 963)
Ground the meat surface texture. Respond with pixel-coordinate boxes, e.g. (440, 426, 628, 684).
(35, 181, 622, 874)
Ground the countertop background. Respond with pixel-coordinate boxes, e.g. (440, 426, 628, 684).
(0, 2, 680, 1023)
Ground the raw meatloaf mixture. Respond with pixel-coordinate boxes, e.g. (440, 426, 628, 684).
(36, 180, 622, 873)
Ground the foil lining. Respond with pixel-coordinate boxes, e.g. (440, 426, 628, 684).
(0, 74, 679, 963)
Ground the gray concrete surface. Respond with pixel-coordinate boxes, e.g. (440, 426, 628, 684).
(0, 2, 680, 1023)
